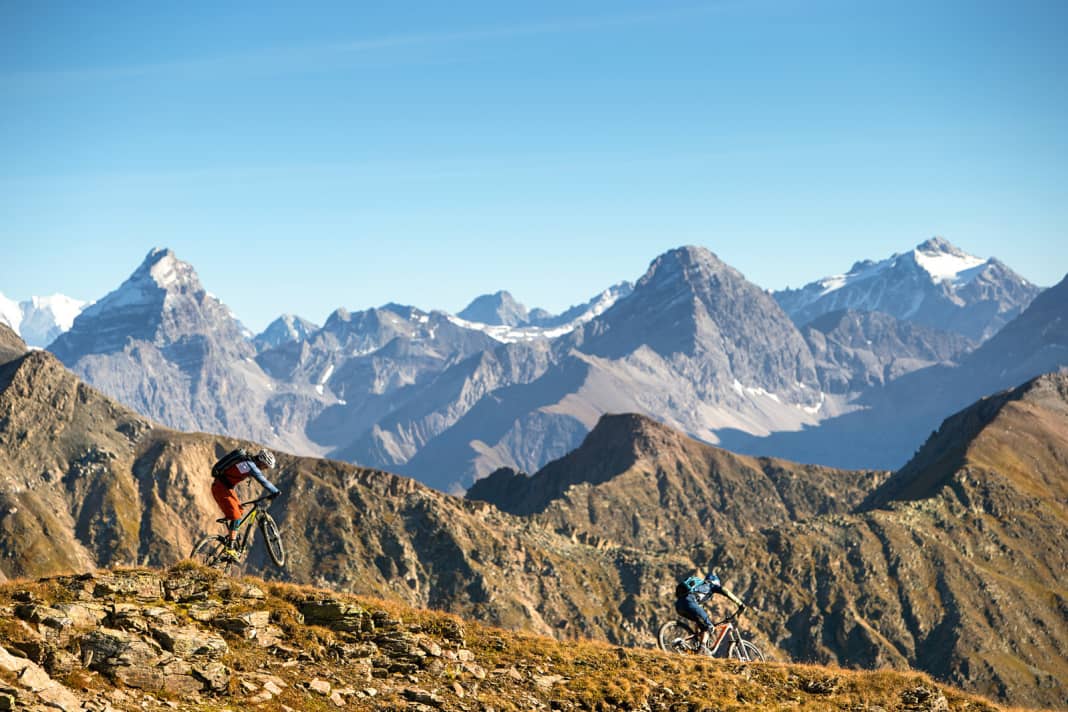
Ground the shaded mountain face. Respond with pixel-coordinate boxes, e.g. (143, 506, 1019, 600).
(575, 246, 819, 401)
(399, 246, 826, 490)
(803, 309, 973, 394)
(775, 237, 1041, 341)
(0, 324, 27, 365)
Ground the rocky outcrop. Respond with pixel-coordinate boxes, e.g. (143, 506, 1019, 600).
(0, 565, 1004, 712)
(467, 412, 889, 551)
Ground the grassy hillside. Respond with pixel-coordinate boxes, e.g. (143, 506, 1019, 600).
(0, 564, 1010, 712)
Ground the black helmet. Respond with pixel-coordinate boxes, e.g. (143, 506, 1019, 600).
(253, 449, 276, 469)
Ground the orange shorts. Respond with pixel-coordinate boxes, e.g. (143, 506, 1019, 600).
(211, 479, 243, 522)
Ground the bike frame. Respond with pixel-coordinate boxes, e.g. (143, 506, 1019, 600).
(233, 497, 266, 533)
(678, 609, 747, 656)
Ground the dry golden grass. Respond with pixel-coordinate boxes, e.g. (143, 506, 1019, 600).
(0, 566, 1026, 712)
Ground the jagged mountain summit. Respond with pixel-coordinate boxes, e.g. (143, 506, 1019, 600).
(399, 246, 829, 491)
(48, 248, 330, 454)
(457, 290, 532, 326)
(0, 290, 87, 348)
(774, 237, 1041, 341)
(253, 313, 319, 351)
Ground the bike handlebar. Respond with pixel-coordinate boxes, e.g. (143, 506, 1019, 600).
(713, 604, 749, 626)
(240, 494, 278, 507)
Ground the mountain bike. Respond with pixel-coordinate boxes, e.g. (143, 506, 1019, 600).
(657, 608, 765, 662)
(190, 495, 285, 571)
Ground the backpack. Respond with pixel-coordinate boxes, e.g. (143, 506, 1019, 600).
(675, 575, 703, 599)
(211, 448, 249, 479)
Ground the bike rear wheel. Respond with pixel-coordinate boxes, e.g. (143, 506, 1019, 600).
(190, 535, 231, 572)
(259, 513, 286, 567)
(728, 640, 765, 662)
(657, 620, 698, 654)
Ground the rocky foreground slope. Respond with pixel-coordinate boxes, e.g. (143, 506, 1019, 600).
(1, 565, 1005, 712)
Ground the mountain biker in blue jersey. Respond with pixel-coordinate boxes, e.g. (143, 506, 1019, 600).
(675, 571, 747, 648)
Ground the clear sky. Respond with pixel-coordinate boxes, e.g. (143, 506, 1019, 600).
(4, 0, 1066, 332)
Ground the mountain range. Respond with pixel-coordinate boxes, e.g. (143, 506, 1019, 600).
(774, 236, 1040, 341)
(22, 238, 1062, 491)
(1, 322, 1065, 707)
(0, 291, 86, 348)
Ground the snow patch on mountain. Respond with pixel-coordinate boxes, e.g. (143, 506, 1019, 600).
(447, 285, 631, 343)
(0, 291, 88, 347)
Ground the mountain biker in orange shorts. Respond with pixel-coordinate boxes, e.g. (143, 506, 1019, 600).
(675, 571, 747, 648)
(211, 448, 280, 560)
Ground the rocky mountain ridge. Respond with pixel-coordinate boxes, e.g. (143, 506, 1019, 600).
(1, 566, 1004, 712)
(32, 242, 1062, 492)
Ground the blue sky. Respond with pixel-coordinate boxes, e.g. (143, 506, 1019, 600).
(4, 0, 1066, 332)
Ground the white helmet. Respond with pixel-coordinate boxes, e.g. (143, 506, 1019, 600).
(254, 449, 276, 469)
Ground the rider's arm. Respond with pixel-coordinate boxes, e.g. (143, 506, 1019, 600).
(246, 461, 281, 497)
(720, 585, 746, 609)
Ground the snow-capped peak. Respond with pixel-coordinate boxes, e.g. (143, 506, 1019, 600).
(911, 237, 987, 286)
(0, 290, 88, 347)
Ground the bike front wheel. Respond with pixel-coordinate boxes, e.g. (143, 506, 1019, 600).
(657, 620, 697, 654)
(728, 640, 765, 663)
(190, 534, 232, 572)
(259, 513, 286, 567)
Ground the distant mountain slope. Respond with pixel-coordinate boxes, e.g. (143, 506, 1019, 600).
(457, 290, 530, 326)
(724, 272, 1068, 470)
(253, 313, 319, 351)
(733, 372, 1068, 708)
(803, 309, 973, 394)
(775, 237, 1041, 341)
(47, 248, 329, 454)
(0, 290, 87, 348)
(400, 246, 828, 490)
(466, 412, 889, 551)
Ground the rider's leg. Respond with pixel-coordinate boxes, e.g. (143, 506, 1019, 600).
(211, 480, 244, 555)
(676, 597, 715, 647)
